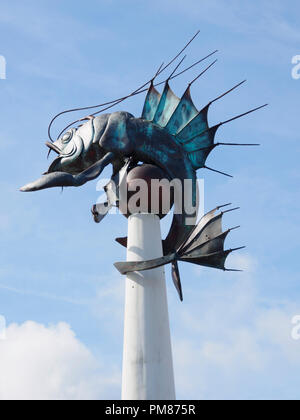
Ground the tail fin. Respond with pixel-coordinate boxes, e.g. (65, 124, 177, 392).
(114, 204, 243, 301)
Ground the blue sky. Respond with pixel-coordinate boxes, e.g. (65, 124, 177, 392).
(0, 0, 300, 400)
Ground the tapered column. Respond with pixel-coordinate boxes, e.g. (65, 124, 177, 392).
(122, 213, 176, 400)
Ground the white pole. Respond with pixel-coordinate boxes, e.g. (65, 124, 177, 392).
(122, 213, 176, 400)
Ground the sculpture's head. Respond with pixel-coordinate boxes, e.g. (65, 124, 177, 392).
(45, 117, 106, 175)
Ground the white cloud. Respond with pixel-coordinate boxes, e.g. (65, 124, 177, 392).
(0, 261, 299, 400)
(0, 321, 120, 400)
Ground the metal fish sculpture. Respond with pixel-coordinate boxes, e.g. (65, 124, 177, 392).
(20, 32, 266, 301)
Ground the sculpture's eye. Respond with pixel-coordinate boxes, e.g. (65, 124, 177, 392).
(62, 131, 72, 143)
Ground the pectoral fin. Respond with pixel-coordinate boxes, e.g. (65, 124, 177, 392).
(114, 253, 176, 275)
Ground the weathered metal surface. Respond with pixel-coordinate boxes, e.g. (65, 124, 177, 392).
(152, 82, 180, 127)
(114, 253, 176, 275)
(21, 110, 197, 254)
(20, 33, 265, 300)
(141, 82, 161, 121)
(21, 72, 263, 257)
(165, 86, 198, 135)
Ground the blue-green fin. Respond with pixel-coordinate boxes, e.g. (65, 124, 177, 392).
(152, 82, 180, 127)
(165, 86, 198, 135)
(141, 82, 161, 120)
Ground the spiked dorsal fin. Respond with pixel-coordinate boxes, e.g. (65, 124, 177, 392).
(165, 86, 198, 135)
(174, 104, 218, 170)
(176, 80, 247, 143)
(176, 105, 210, 145)
(141, 82, 161, 121)
(187, 146, 215, 171)
(152, 82, 180, 127)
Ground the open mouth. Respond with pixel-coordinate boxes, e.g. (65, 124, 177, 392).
(46, 142, 61, 155)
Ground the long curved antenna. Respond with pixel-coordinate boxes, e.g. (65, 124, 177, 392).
(48, 69, 158, 142)
(54, 61, 163, 139)
(91, 54, 218, 118)
(56, 51, 219, 139)
(48, 31, 201, 141)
